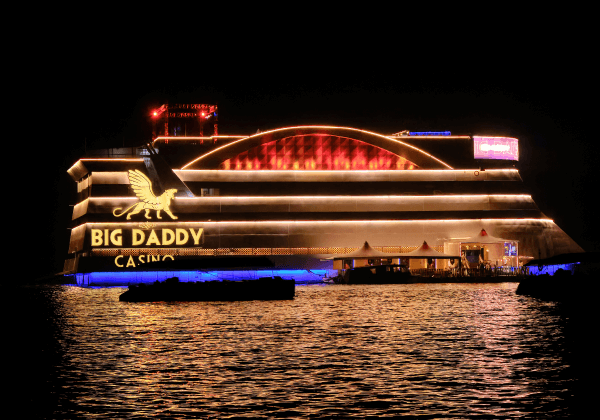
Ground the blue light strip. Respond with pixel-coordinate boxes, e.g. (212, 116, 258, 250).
(74, 269, 336, 286)
(408, 131, 451, 136)
(527, 263, 579, 276)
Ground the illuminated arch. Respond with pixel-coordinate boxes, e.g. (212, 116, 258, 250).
(181, 126, 453, 170)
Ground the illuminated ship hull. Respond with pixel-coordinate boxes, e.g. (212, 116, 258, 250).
(64, 126, 582, 285)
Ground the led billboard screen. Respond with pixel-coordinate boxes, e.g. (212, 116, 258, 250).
(474, 137, 519, 161)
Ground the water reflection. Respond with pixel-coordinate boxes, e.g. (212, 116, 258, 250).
(14, 283, 583, 418)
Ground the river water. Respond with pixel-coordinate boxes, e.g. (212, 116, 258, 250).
(12, 283, 593, 418)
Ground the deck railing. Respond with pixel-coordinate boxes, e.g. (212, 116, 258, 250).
(411, 266, 527, 278)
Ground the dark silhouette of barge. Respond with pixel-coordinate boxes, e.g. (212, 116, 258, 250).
(339, 264, 415, 284)
(119, 276, 295, 302)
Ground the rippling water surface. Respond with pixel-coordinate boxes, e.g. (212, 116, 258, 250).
(13, 283, 593, 418)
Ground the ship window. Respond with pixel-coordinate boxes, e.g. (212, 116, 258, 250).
(201, 188, 219, 197)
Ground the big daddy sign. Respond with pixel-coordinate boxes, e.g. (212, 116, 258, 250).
(90, 227, 204, 248)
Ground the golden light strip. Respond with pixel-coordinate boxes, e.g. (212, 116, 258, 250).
(175, 168, 520, 174)
(85, 193, 532, 201)
(74, 194, 534, 207)
(69, 167, 519, 177)
(173, 194, 533, 200)
(180, 125, 454, 170)
(91, 245, 442, 256)
(67, 158, 144, 174)
(72, 218, 555, 230)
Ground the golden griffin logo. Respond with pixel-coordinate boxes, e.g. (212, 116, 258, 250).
(113, 170, 178, 220)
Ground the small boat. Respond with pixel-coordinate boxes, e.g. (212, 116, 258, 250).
(119, 276, 295, 302)
(341, 264, 415, 284)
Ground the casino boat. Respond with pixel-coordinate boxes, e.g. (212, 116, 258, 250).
(119, 276, 295, 302)
(63, 104, 583, 286)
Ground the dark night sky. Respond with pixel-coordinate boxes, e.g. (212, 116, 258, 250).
(25, 27, 598, 278)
